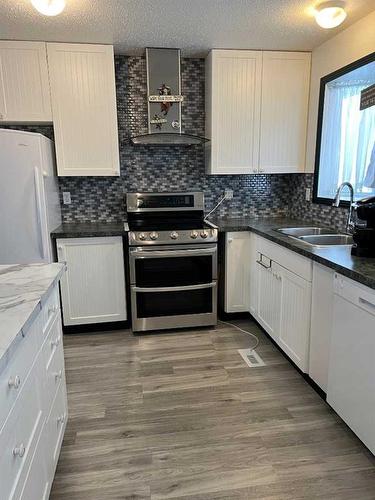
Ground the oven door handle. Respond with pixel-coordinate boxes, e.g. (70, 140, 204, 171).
(130, 247, 217, 258)
(133, 282, 217, 293)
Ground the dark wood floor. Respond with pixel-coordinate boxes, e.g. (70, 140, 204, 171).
(50, 318, 375, 500)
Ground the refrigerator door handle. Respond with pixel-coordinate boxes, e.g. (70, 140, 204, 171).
(34, 166, 47, 260)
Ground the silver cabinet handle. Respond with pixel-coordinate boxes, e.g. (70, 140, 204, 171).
(48, 304, 58, 315)
(359, 297, 375, 310)
(256, 259, 272, 269)
(54, 370, 63, 381)
(51, 335, 61, 348)
(133, 282, 216, 293)
(8, 375, 21, 389)
(13, 443, 25, 457)
(57, 413, 66, 425)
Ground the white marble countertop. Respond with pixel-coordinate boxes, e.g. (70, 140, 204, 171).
(0, 263, 65, 372)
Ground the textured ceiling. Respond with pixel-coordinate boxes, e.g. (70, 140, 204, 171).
(1, 0, 374, 56)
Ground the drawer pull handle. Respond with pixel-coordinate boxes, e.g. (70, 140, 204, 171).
(13, 444, 25, 458)
(54, 370, 63, 381)
(256, 259, 272, 269)
(359, 297, 375, 310)
(57, 413, 66, 425)
(51, 335, 61, 348)
(48, 305, 58, 315)
(8, 375, 21, 389)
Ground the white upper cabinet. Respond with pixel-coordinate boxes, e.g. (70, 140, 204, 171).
(206, 49, 311, 175)
(259, 51, 311, 173)
(0, 41, 52, 122)
(205, 50, 262, 174)
(47, 43, 120, 176)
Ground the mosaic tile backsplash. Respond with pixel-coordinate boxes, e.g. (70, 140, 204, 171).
(3, 55, 349, 228)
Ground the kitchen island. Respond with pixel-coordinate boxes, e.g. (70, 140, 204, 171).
(0, 262, 67, 500)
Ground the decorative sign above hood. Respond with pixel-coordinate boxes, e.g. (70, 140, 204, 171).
(131, 48, 208, 145)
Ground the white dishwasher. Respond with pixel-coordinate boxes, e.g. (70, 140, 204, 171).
(327, 273, 375, 455)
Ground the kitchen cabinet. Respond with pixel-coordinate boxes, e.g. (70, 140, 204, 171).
(224, 232, 252, 312)
(0, 41, 52, 122)
(309, 263, 334, 391)
(57, 237, 127, 325)
(205, 50, 310, 175)
(249, 235, 312, 371)
(205, 50, 262, 174)
(278, 264, 311, 370)
(259, 51, 310, 173)
(47, 43, 120, 176)
(327, 274, 375, 454)
(0, 282, 67, 500)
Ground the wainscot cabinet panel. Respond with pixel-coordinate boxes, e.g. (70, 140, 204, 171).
(225, 232, 252, 312)
(259, 51, 311, 173)
(206, 49, 311, 174)
(57, 237, 127, 325)
(205, 50, 262, 174)
(47, 43, 120, 176)
(0, 41, 52, 122)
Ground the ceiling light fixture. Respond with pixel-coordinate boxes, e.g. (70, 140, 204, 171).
(314, 1, 347, 28)
(31, 0, 66, 16)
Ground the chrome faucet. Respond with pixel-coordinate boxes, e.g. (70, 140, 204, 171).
(332, 182, 355, 233)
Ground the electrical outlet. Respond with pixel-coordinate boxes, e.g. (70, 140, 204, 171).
(63, 192, 71, 205)
(224, 189, 233, 199)
(305, 188, 311, 201)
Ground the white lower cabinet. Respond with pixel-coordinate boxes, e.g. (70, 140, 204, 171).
(57, 237, 127, 326)
(0, 282, 67, 500)
(309, 263, 334, 391)
(248, 235, 312, 372)
(224, 232, 252, 312)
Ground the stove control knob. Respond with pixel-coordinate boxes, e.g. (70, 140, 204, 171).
(200, 231, 208, 239)
(190, 231, 199, 239)
(150, 232, 159, 240)
(170, 231, 179, 240)
(138, 232, 147, 240)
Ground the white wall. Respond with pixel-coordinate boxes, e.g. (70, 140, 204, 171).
(305, 10, 375, 173)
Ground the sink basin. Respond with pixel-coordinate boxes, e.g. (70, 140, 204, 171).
(297, 234, 353, 247)
(276, 227, 337, 237)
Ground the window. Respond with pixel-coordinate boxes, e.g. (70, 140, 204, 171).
(313, 54, 375, 204)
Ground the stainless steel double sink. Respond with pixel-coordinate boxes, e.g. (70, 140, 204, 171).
(275, 227, 353, 247)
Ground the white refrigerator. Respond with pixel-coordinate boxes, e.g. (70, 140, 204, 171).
(0, 128, 61, 264)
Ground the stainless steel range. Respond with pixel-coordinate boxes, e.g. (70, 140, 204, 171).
(126, 192, 218, 332)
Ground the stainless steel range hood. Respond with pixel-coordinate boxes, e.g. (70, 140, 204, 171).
(131, 48, 208, 146)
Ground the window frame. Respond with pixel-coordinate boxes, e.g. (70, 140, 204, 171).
(313, 51, 375, 207)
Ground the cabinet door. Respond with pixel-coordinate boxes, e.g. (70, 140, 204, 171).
(278, 266, 311, 371)
(259, 51, 310, 173)
(225, 232, 251, 312)
(309, 263, 334, 391)
(206, 50, 262, 174)
(57, 237, 127, 325)
(0, 41, 51, 122)
(248, 234, 258, 316)
(47, 43, 120, 176)
(256, 256, 281, 340)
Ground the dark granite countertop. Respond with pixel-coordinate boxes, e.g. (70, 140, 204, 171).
(51, 222, 126, 239)
(212, 216, 375, 290)
(51, 217, 375, 290)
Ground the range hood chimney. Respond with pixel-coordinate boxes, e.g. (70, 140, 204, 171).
(131, 48, 208, 145)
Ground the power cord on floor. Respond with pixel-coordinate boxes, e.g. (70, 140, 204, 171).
(218, 319, 259, 352)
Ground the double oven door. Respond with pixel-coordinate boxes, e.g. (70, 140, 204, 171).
(129, 244, 217, 332)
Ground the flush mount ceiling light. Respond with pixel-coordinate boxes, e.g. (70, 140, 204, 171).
(31, 0, 66, 16)
(314, 1, 347, 28)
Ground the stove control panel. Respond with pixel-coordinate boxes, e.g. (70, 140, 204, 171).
(128, 228, 218, 246)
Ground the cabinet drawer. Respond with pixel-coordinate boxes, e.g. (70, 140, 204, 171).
(17, 429, 49, 500)
(0, 314, 40, 429)
(257, 235, 312, 281)
(43, 316, 65, 412)
(0, 366, 44, 500)
(40, 284, 60, 336)
(44, 381, 67, 479)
